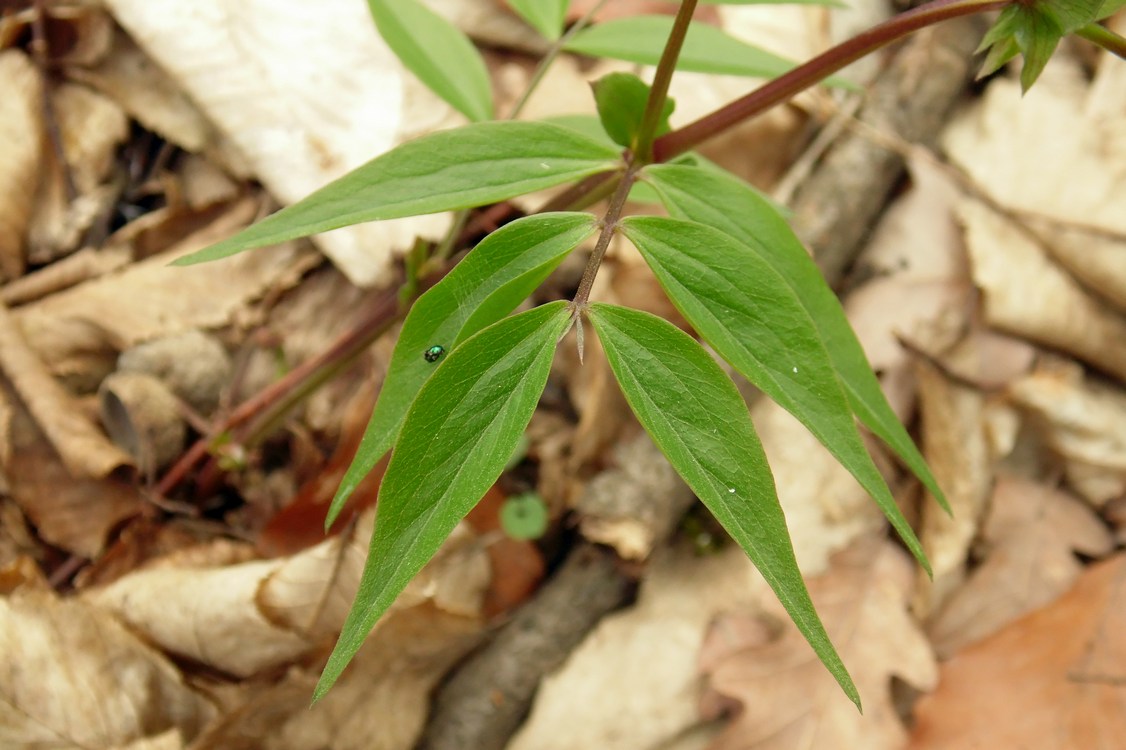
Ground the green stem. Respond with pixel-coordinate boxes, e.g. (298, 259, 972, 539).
(509, 0, 611, 119)
(1076, 22, 1126, 61)
(652, 0, 1008, 161)
(573, 163, 640, 307)
(633, 0, 698, 162)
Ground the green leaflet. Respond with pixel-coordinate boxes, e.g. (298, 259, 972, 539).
(326, 212, 596, 527)
(641, 164, 947, 514)
(591, 72, 675, 149)
(565, 16, 850, 86)
(976, 0, 1105, 90)
(588, 303, 859, 709)
(368, 0, 493, 121)
(316, 301, 571, 701)
(175, 122, 619, 265)
(509, 0, 570, 40)
(620, 216, 929, 573)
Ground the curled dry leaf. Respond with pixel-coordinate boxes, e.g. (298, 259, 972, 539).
(1008, 364, 1126, 507)
(3, 389, 141, 557)
(104, 0, 457, 286)
(928, 476, 1114, 657)
(27, 81, 129, 264)
(0, 299, 132, 479)
(510, 544, 773, 750)
(700, 538, 936, 750)
(911, 359, 990, 618)
(958, 198, 1126, 383)
(0, 50, 42, 282)
(0, 559, 214, 748)
(910, 555, 1126, 750)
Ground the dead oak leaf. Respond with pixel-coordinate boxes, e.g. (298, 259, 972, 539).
(0, 560, 213, 748)
(699, 538, 936, 750)
(928, 476, 1114, 657)
(910, 554, 1126, 749)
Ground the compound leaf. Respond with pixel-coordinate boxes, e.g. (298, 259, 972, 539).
(316, 301, 571, 700)
(509, 0, 570, 40)
(641, 164, 947, 514)
(588, 302, 859, 709)
(621, 216, 928, 573)
(176, 122, 619, 265)
(327, 212, 596, 527)
(368, 0, 493, 121)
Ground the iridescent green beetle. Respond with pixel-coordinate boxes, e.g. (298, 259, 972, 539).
(424, 345, 445, 363)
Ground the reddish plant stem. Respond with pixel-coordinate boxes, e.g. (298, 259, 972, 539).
(634, 0, 698, 161)
(652, 0, 1009, 162)
(156, 285, 402, 497)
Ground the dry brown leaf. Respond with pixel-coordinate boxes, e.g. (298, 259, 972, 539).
(909, 554, 1126, 749)
(928, 476, 1114, 657)
(509, 544, 774, 750)
(943, 58, 1125, 236)
(700, 538, 936, 750)
(3, 389, 141, 557)
(751, 398, 887, 574)
(576, 432, 695, 561)
(0, 298, 132, 479)
(1029, 218, 1126, 315)
(189, 602, 482, 750)
(958, 198, 1126, 383)
(0, 560, 214, 748)
(104, 0, 456, 286)
(14, 199, 310, 383)
(66, 28, 221, 156)
(912, 360, 990, 618)
(27, 81, 129, 264)
(87, 510, 488, 678)
(0, 50, 42, 282)
(1009, 363, 1126, 506)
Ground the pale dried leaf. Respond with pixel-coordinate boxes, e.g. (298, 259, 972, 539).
(912, 360, 990, 618)
(958, 198, 1126, 383)
(0, 51, 42, 281)
(67, 28, 220, 155)
(751, 398, 886, 575)
(929, 477, 1114, 657)
(1029, 217, 1126, 315)
(104, 0, 457, 286)
(0, 298, 132, 478)
(1009, 364, 1126, 506)
(27, 82, 129, 263)
(943, 58, 1126, 235)
(189, 603, 481, 750)
(910, 555, 1126, 749)
(509, 544, 773, 750)
(87, 509, 488, 677)
(3, 393, 141, 556)
(14, 199, 311, 381)
(701, 538, 936, 750)
(0, 565, 214, 748)
(87, 556, 311, 678)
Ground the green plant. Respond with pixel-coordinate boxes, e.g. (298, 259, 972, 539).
(176, 0, 1126, 709)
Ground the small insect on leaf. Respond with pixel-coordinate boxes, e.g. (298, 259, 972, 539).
(424, 345, 446, 363)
